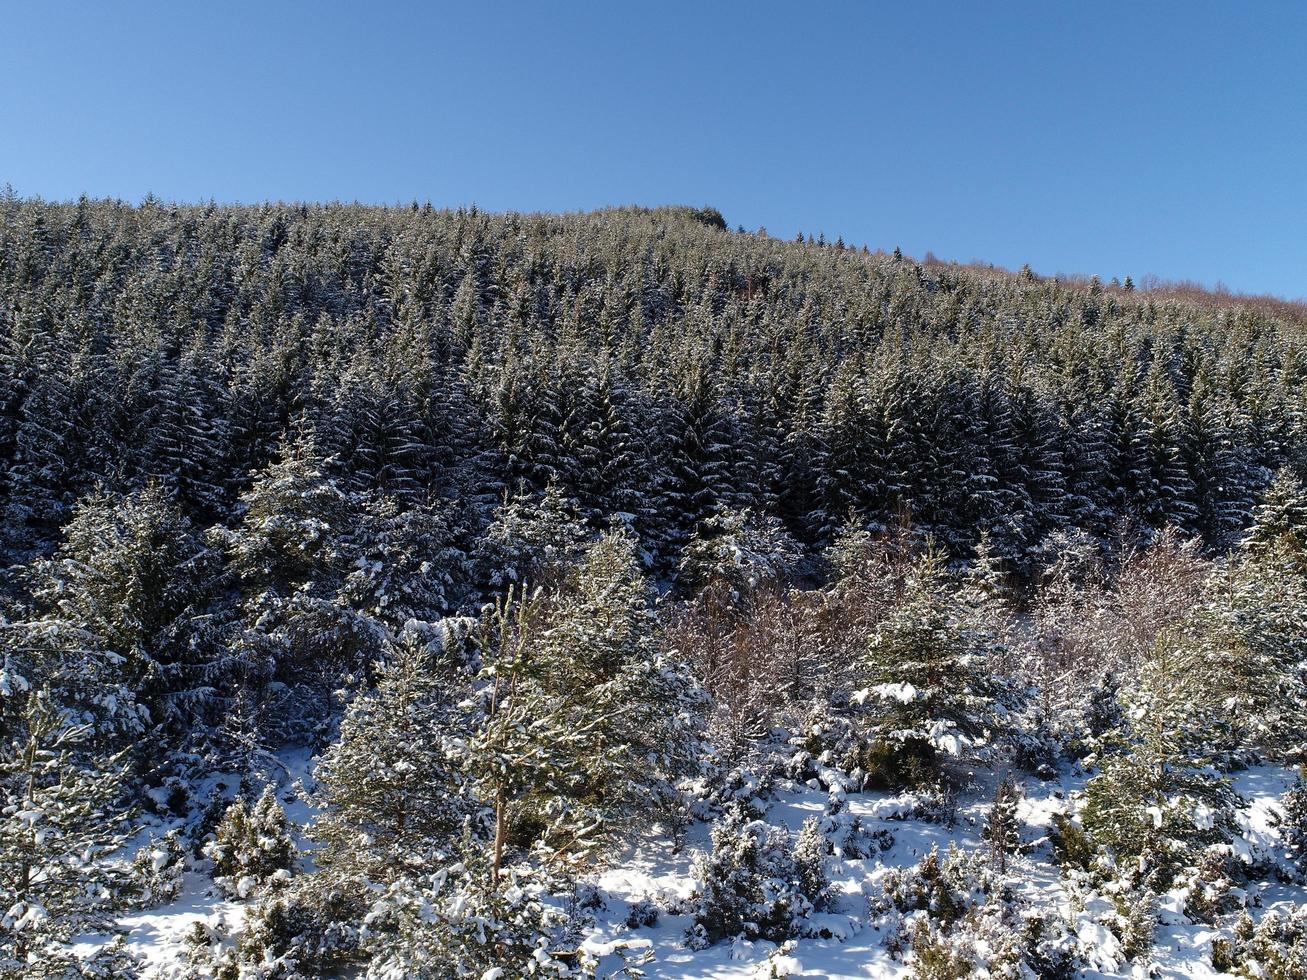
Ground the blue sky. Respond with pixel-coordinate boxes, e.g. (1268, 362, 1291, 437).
(2, 1, 1305, 297)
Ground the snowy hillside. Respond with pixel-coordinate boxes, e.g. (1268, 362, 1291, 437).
(4, 199, 1307, 979)
(102, 755, 1306, 979)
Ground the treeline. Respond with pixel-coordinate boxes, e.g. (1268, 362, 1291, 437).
(2, 195, 1306, 574)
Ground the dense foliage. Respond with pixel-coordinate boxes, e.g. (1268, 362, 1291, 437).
(3, 195, 1306, 571)
(2, 195, 1307, 977)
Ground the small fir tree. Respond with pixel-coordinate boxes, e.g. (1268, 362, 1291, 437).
(312, 630, 468, 884)
(854, 545, 1003, 788)
(982, 773, 1023, 875)
(204, 786, 297, 899)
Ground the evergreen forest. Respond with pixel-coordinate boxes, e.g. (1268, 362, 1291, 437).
(3, 195, 1307, 979)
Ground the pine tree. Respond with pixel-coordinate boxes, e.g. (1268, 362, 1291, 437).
(1130, 359, 1199, 534)
(3, 332, 102, 539)
(982, 773, 1022, 874)
(677, 507, 801, 603)
(217, 430, 374, 731)
(1187, 372, 1256, 548)
(312, 630, 469, 884)
(464, 531, 705, 883)
(221, 429, 355, 595)
(0, 687, 133, 970)
(1242, 468, 1307, 568)
(145, 338, 234, 516)
(473, 482, 589, 592)
(341, 493, 469, 629)
(1081, 628, 1239, 889)
(818, 359, 878, 531)
(956, 530, 1014, 665)
(660, 358, 739, 552)
(541, 530, 706, 825)
(462, 586, 608, 884)
(203, 786, 297, 898)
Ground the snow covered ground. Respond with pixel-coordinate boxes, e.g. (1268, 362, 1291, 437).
(105, 755, 1306, 979)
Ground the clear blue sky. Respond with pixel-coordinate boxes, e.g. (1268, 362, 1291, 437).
(2, 1, 1305, 297)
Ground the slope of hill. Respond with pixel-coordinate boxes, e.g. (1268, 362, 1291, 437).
(2, 197, 1306, 979)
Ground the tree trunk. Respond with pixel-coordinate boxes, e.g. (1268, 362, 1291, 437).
(491, 785, 507, 887)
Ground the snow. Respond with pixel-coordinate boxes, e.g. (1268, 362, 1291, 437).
(97, 751, 1307, 979)
(116, 873, 245, 978)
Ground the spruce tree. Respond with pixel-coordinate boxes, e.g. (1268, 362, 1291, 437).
(1242, 468, 1307, 567)
(204, 786, 297, 898)
(27, 483, 219, 731)
(1081, 628, 1239, 889)
(982, 773, 1022, 874)
(464, 531, 705, 883)
(462, 585, 605, 884)
(855, 544, 1003, 788)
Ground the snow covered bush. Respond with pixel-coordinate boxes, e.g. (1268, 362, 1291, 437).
(361, 855, 579, 979)
(1174, 848, 1242, 924)
(907, 903, 1079, 980)
(1103, 887, 1158, 963)
(878, 844, 1080, 979)
(623, 898, 660, 929)
(689, 808, 828, 946)
(22, 938, 143, 979)
(1211, 907, 1307, 979)
(203, 787, 297, 899)
(186, 877, 366, 980)
(691, 752, 776, 821)
(131, 829, 188, 906)
(877, 844, 990, 932)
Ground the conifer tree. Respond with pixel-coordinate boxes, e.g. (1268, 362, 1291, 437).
(1242, 468, 1307, 567)
(661, 358, 739, 550)
(463, 586, 607, 884)
(465, 531, 705, 883)
(313, 630, 469, 884)
(217, 430, 374, 729)
(0, 687, 132, 970)
(542, 530, 706, 824)
(1081, 628, 1239, 888)
(855, 544, 1003, 787)
(341, 493, 469, 629)
(28, 482, 219, 731)
(677, 507, 801, 603)
(983, 773, 1022, 874)
(204, 786, 297, 898)
(474, 482, 589, 591)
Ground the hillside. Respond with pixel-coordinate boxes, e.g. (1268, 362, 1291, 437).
(1, 197, 1306, 979)
(2, 197, 1306, 566)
